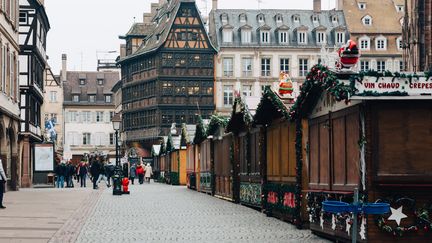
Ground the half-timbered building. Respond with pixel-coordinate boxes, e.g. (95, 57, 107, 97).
(0, 0, 20, 190)
(18, 0, 50, 187)
(118, 0, 217, 152)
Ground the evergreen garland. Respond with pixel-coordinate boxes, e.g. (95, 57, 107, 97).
(207, 114, 228, 136)
(166, 133, 174, 153)
(193, 115, 207, 145)
(180, 123, 188, 146)
(227, 97, 254, 133)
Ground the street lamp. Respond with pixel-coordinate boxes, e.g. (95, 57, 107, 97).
(111, 113, 122, 195)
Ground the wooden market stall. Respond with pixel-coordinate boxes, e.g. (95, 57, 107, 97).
(166, 134, 187, 186)
(254, 87, 308, 227)
(199, 138, 212, 194)
(291, 65, 432, 242)
(207, 115, 237, 201)
(183, 124, 197, 190)
(226, 97, 263, 208)
(151, 145, 162, 181)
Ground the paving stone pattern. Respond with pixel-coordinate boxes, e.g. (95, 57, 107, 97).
(76, 182, 329, 243)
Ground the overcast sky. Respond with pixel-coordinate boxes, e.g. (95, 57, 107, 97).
(45, 0, 336, 75)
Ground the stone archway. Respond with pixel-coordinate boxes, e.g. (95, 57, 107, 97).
(8, 125, 19, 190)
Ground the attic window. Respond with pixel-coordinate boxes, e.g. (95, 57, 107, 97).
(97, 79, 104, 85)
(156, 34, 160, 41)
(293, 16, 299, 22)
(362, 15, 372, 26)
(221, 14, 228, 24)
(313, 16, 318, 22)
(358, 2, 366, 10)
(240, 14, 246, 23)
(396, 5, 404, 12)
(276, 15, 282, 23)
(167, 12, 170, 18)
(79, 79, 86, 85)
(332, 16, 338, 23)
(258, 14, 264, 23)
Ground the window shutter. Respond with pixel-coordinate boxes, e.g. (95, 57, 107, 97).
(104, 111, 110, 123)
(90, 133, 95, 145)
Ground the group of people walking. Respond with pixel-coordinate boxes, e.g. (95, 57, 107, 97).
(129, 163, 152, 185)
(55, 157, 153, 189)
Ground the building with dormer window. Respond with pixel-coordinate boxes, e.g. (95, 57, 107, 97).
(209, 0, 348, 116)
(338, 0, 404, 72)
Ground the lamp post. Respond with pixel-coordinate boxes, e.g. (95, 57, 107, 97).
(112, 113, 122, 195)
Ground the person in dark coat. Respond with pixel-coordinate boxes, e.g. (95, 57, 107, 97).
(96, 160, 110, 187)
(129, 164, 136, 185)
(55, 162, 67, 188)
(66, 162, 75, 188)
(78, 161, 88, 187)
(90, 158, 101, 189)
(105, 162, 115, 187)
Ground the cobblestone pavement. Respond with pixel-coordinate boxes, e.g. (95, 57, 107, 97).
(76, 182, 329, 243)
(0, 183, 99, 243)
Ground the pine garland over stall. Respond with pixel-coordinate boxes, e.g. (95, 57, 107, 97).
(193, 115, 207, 144)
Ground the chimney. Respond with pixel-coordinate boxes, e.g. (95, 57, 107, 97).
(151, 3, 159, 16)
(336, 0, 344, 10)
(212, 0, 218, 11)
(143, 13, 153, 23)
(61, 54, 67, 82)
(313, 0, 321, 12)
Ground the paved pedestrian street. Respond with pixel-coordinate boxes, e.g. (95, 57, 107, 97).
(0, 182, 329, 243)
(75, 183, 328, 243)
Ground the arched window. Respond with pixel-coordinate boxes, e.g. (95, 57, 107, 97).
(358, 36, 370, 50)
(375, 36, 387, 50)
(362, 15, 372, 26)
(257, 14, 265, 23)
(275, 14, 283, 23)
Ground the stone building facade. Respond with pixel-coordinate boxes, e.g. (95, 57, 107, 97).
(0, 0, 20, 190)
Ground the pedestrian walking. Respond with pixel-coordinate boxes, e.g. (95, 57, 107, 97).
(90, 158, 101, 189)
(97, 160, 110, 187)
(0, 159, 7, 209)
(136, 163, 145, 184)
(55, 161, 67, 188)
(145, 163, 153, 183)
(78, 161, 88, 187)
(105, 161, 115, 187)
(129, 164, 136, 185)
(66, 161, 75, 188)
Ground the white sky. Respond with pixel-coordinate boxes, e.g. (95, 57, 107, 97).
(45, 0, 336, 75)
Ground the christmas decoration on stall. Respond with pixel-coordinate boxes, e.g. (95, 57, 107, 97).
(335, 40, 360, 71)
(254, 86, 291, 125)
(193, 115, 207, 144)
(278, 72, 294, 96)
(206, 114, 228, 136)
(375, 197, 432, 237)
(180, 123, 189, 147)
(226, 97, 253, 135)
(166, 133, 174, 153)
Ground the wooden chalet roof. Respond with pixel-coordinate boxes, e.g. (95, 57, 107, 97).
(254, 87, 294, 125)
(226, 97, 255, 134)
(118, 0, 216, 64)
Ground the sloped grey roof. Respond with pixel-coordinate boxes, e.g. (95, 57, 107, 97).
(119, 0, 216, 63)
(209, 9, 348, 49)
(125, 23, 154, 37)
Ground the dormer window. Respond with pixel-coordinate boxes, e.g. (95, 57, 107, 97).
(89, 95, 96, 103)
(222, 29, 233, 43)
(312, 15, 319, 23)
(258, 14, 265, 23)
(279, 31, 288, 44)
(396, 5, 404, 12)
(332, 15, 338, 23)
(375, 36, 387, 50)
(79, 79, 86, 85)
(358, 2, 366, 10)
(298, 31, 307, 44)
(362, 15, 372, 26)
(240, 14, 246, 23)
(241, 29, 252, 44)
(276, 14, 282, 23)
(397, 36, 403, 50)
(317, 31, 326, 44)
(261, 30, 270, 43)
(221, 14, 228, 24)
(293, 15, 300, 22)
(359, 36, 370, 50)
(97, 79, 104, 85)
(73, 95, 79, 102)
(336, 32, 345, 45)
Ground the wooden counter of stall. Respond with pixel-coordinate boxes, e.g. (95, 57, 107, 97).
(226, 97, 263, 208)
(292, 65, 432, 242)
(183, 124, 197, 190)
(254, 87, 308, 227)
(207, 115, 237, 201)
(166, 134, 187, 186)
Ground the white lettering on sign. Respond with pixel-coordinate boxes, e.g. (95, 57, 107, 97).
(356, 76, 432, 96)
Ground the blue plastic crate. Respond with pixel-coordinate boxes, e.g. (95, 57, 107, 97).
(362, 203, 390, 215)
(322, 201, 350, 213)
